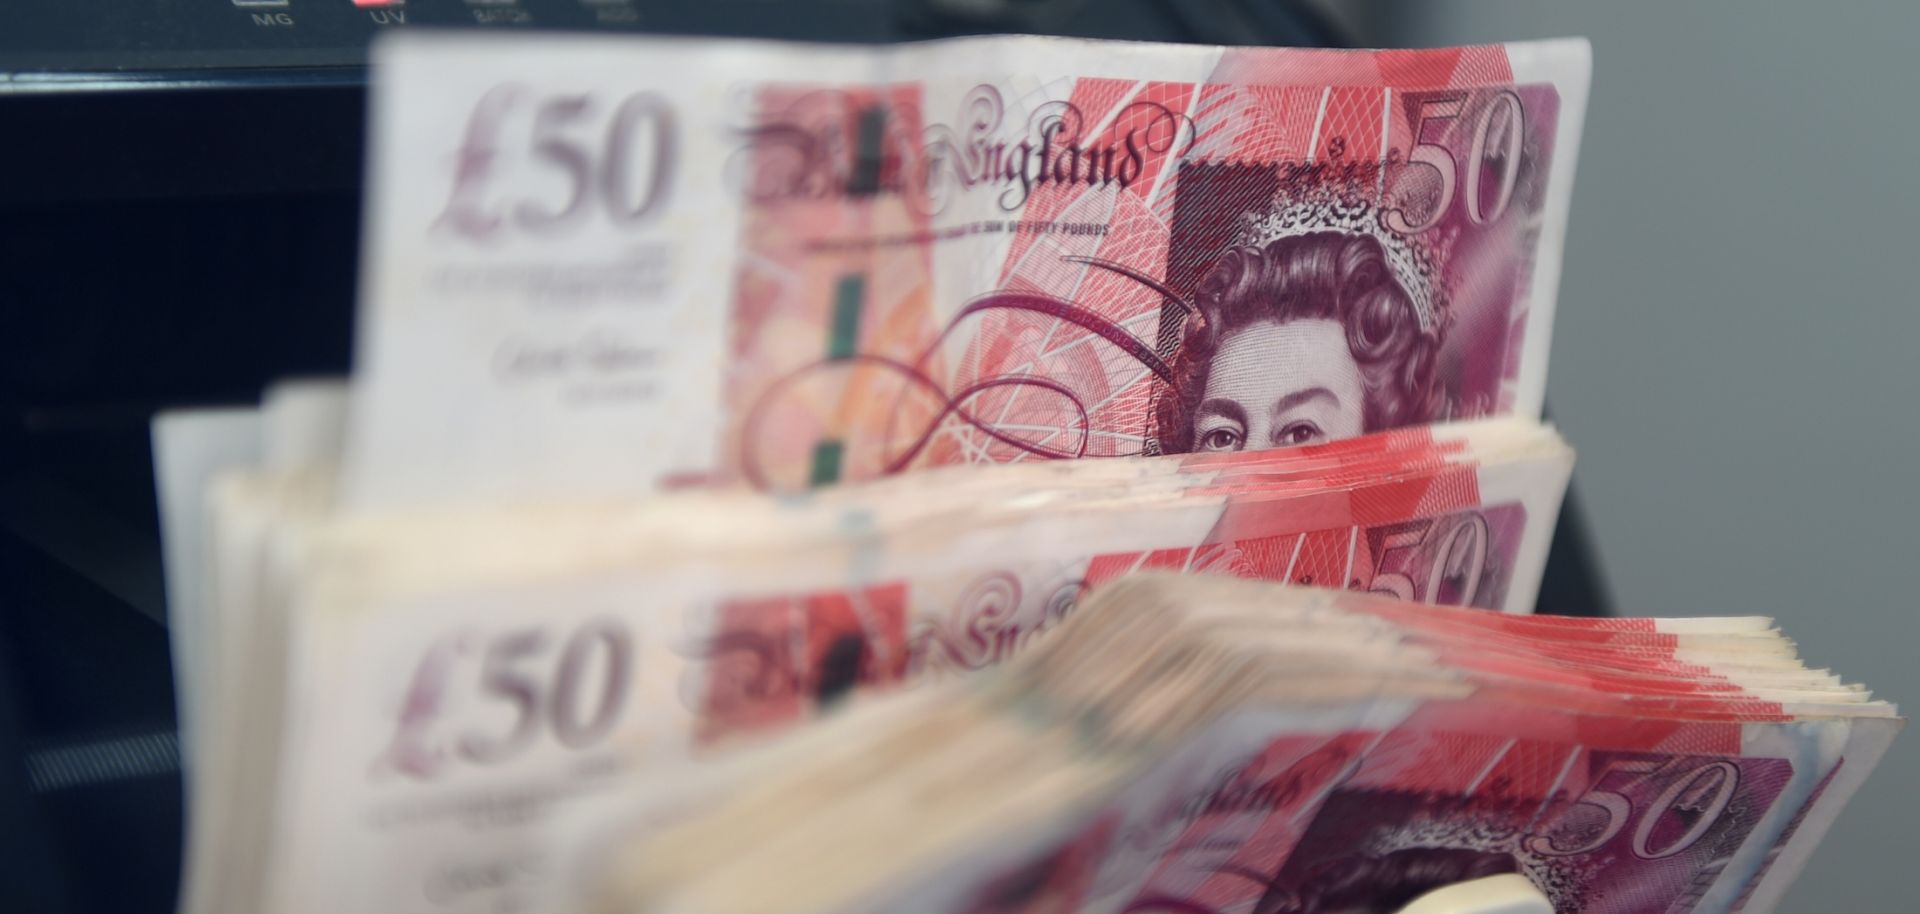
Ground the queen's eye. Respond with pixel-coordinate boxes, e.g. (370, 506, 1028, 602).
(1276, 421, 1325, 446)
(1198, 426, 1245, 451)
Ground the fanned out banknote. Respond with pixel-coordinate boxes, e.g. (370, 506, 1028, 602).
(563, 574, 1900, 914)
(346, 33, 1590, 505)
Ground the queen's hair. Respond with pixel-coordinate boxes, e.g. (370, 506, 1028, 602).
(1152, 231, 1442, 454)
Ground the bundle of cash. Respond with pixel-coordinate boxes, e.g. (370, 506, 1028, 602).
(164, 389, 1568, 914)
(145, 23, 1895, 914)
(153, 31, 1607, 914)
(568, 574, 1900, 914)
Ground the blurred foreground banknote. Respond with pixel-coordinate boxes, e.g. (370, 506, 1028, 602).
(566, 575, 1901, 914)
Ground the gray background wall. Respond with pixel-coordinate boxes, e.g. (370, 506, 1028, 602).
(1329, 1, 1919, 910)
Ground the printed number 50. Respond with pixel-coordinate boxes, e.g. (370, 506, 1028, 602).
(460, 620, 632, 763)
(1369, 513, 1490, 608)
(1383, 91, 1525, 235)
(1525, 758, 1742, 860)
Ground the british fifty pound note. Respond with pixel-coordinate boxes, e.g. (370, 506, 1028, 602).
(347, 33, 1590, 505)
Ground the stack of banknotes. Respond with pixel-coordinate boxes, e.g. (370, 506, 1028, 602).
(568, 575, 1900, 914)
(147, 27, 1899, 914)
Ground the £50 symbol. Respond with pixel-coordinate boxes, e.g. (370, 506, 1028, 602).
(378, 619, 633, 779)
(1383, 89, 1525, 235)
(433, 85, 678, 241)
